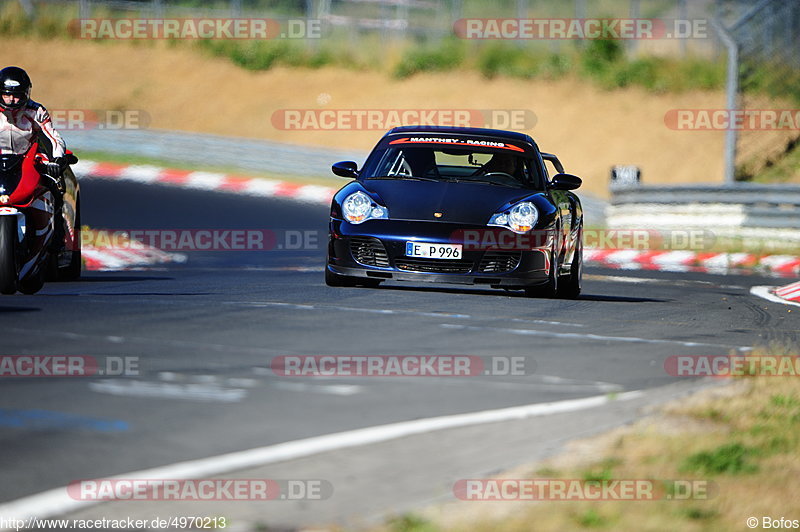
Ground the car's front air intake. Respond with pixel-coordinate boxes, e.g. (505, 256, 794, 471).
(350, 237, 390, 268)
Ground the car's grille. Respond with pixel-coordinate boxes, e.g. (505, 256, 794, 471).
(395, 258, 474, 274)
(350, 237, 390, 267)
(479, 251, 521, 273)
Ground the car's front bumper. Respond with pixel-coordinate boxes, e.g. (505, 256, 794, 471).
(327, 219, 554, 288)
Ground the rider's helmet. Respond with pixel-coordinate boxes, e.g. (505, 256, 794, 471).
(0, 66, 32, 112)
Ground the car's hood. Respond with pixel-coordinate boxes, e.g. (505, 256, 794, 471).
(361, 179, 537, 225)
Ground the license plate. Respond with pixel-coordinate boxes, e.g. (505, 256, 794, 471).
(405, 242, 463, 259)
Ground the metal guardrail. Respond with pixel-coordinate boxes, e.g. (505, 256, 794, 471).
(607, 184, 800, 238)
(65, 128, 368, 179)
(610, 184, 800, 207)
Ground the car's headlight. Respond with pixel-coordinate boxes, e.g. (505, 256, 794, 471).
(488, 202, 538, 233)
(342, 191, 388, 224)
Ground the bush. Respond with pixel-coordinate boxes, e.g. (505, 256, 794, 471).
(392, 38, 465, 79)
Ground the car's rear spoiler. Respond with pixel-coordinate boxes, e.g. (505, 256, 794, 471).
(541, 153, 565, 174)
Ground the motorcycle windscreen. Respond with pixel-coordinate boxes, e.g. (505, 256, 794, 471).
(0, 155, 24, 196)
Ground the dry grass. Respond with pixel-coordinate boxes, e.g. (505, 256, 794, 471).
(377, 349, 800, 532)
(3, 36, 730, 199)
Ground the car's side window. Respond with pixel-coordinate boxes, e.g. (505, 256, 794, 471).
(525, 158, 547, 189)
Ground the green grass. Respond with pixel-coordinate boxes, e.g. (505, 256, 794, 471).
(679, 443, 759, 475)
(392, 38, 465, 79)
(386, 514, 440, 532)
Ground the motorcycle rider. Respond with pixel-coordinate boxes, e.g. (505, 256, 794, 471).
(0, 66, 69, 251)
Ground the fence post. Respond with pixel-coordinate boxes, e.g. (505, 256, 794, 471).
(574, 0, 585, 50)
(628, 0, 640, 56)
(712, 18, 739, 184)
(17, 0, 34, 17)
(678, 0, 687, 57)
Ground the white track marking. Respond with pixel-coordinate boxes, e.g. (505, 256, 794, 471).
(227, 301, 472, 319)
(584, 273, 745, 290)
(0, 390, 642, 521)
(751, 286, 800, 308)
(271, 381, 362, 396)
(88, 381, 247, 403)
(230, 301, 585, 327)
(439, 323, 752, 351)
(510, 318, 584, 327)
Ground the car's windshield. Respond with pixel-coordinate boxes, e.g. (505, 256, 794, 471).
(364, 145, 544, 189)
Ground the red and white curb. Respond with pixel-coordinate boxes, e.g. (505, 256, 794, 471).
(73, 160, 337, 204)
(83, 246, 187, 271)
(584, 249, 800, 277)
(751, 281, 800, 308)
(773, 281, 800, 301)
(75, 159, 334, 271)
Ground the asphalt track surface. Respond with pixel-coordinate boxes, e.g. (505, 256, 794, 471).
(0, 178, 796, 526)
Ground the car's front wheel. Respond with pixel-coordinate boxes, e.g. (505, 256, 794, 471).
(557, 233, 582, 299)
(525, 252, 558, 298)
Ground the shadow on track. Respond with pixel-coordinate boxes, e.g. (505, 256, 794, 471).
(0, 306, 40, 313)
(71, 276, 175, 283)
(579, 294, 669, 303)
(344, 283, 667, 302)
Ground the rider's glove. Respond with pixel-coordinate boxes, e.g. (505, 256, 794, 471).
(53, 157, 70, 172)
(44, 164, 64, 193)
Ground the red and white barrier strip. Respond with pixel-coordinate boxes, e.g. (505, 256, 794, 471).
(584, 249, 800, 277)
(83, 245, 187, 271)
(772, 281, 800, 302)
(73, 160, 337, 204)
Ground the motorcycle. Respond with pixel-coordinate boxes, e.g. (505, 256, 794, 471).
(0, 142, 81, 294)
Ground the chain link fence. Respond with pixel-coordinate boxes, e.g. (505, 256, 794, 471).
(23, 0, 721, 55)
(718, 0, 800, 181)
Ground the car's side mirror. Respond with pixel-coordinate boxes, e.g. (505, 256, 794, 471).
(332, 161, 359, 178)
(551, 173, 582, 190)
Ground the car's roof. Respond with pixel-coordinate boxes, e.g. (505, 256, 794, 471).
(385, 125, 539, 150)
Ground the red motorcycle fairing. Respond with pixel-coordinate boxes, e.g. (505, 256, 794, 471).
(4, 142, 41, 206)
(0, 142, 57, 284)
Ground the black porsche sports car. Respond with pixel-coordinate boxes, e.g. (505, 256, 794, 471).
(325, 126, 583, 298)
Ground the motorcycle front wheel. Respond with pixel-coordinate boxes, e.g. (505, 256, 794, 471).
(0, 216, 17, 294)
